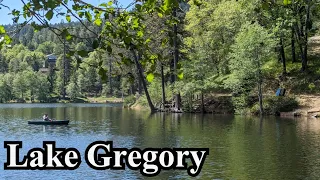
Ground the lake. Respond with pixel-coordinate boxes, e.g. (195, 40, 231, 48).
(0, 103, 320, 179)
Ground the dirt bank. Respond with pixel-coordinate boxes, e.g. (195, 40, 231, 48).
(294, 95, 320, 117)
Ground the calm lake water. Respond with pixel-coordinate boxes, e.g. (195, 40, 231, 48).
(0, 103, 320, 179)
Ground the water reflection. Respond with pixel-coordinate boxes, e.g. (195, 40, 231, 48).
(0, 104, 320, 179)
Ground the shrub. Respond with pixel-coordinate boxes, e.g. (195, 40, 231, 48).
(124, 95, 136, 106)
(232, 94, 250, 115)
(134, 79, 173, 108)
(135, 95, 149, 107)
(308, 83, 316, 92)
(250, 96, 299, 115)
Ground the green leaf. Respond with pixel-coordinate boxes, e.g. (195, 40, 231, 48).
(62, 29, 72, 41)
(68, 51, 75, 56)
(135, 4, 142, 11)
(158, 13, 163, 18)
(92, 40, 99, 49)
(66, 15, 71, 22)
(98, 68, 107, 81)
(124, 37, 131, 45)
(94, 18, 102, 26)
(104, 13, 109, 20)
(161, 38, 168, 46)
(146, 73, 155, 82)
(99, 3, 108, 7)
(177, 72, 184, 80)
(77, 50, 88, 57)
(66, 34, 72, 41)
(45, 10, 54, 20)
(137, 31, 143, 38)
(107, 1, 113, 6)
(85, 11, 92, 22)
(283, 0, 291, 5)
(107, 45, 112, 53)
(193, 0, 203, 6)
(0, 26, 5, 34)
(163, 0, 173, 13)
(78, 11, 84, 18)
(145, 38, 151, 44)
(12, 10, 20, 16)
(132, 18, 139, 28)
(122, 57, 133, 65)
(46, 0, 56, 9)
(4, 35, 12, 44)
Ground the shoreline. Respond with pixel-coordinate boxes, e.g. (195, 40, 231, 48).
(3, 94, 320, 118)
(128, 94, 320, 118)
(5, 96, 124, 104)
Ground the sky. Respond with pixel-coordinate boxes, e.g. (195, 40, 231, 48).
(1, 0, 133, 25)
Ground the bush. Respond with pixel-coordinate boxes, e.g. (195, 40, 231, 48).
(308, 83, 316, 92)
(250, 96, 299, 115)
(66, 82, 80, 100)
(124, 95, 136, 106)
(232, 94, 250, 115)
(147, 79, 173, 107)
(134, 79, 173, 108)
(135, 95, 149, 107)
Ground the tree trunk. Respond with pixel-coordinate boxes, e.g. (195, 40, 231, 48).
(291, 27, 296, 63)
(161, 63, 166, 106)
(302, 2, 311, 72)
(31, 89, 34, 102)
(294, 24, 305, 70)
(170, 58, 174, 84)
(201, 92, 205, 113)
(108, 57, 113, 96)
(130, 85, 133, 95)
(121, 89, 124, 101)
(138, 77, 142, 95)
(63, 36, 66, 99)
(130, 47, 156, 112)
(279, 37, 286, 75)
(138, 53, 143, 96)
(173, 7, 181, 111)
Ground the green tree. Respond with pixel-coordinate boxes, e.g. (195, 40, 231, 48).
(226, 22, 276, 115)
(36, 41, 55, 55)
(13, 71, 28, 99)
(25, 70, 37, 101)
(35, 73, 50, 102)
(66, 82, 80, 100)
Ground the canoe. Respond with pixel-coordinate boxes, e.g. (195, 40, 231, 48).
(28, 120, 69, 125)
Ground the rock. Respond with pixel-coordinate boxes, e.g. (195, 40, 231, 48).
(307, 108, 320, 114)
(312, 114, 320, 118)
(280, 111, 301, 117)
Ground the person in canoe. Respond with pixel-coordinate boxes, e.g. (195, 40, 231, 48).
(43, 113, 52, 121)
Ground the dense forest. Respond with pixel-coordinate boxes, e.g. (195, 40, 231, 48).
(0, 0, 320, 115)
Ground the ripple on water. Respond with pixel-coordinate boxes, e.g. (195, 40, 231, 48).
(0, 107, 320, 179)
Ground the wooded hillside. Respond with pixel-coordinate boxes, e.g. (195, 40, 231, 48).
(0, 0, 319, 115)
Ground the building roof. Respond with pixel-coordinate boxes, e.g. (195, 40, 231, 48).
(46, 54, 57, 63)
